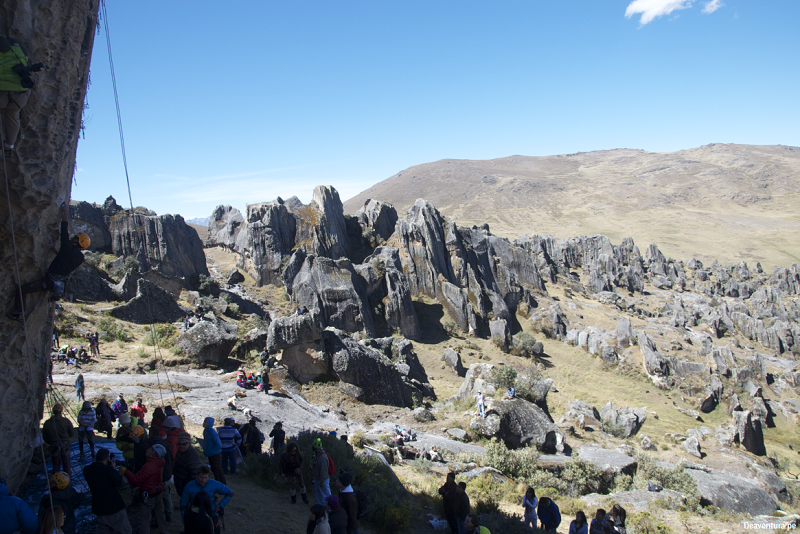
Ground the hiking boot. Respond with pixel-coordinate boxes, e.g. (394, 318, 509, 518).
(301, 493, 309, 504)
(291, 495, 297, 504)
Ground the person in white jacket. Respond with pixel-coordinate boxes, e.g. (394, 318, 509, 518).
(307, 504, 331, 534)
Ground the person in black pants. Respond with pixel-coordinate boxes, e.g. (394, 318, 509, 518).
(9, 203, 89, 322)
(83, 448, 131, 534)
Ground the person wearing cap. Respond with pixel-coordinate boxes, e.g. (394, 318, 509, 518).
(180, 465, 233, 529)
(76, 400, 96, 461)
(217, 418, 242, 476)
(42, 404, 74, 476)
(325, 495, 347, 534)
(174, 432, 200, 496)
(311, 438, 331, 505)
(335, 472, 360, 534)
(38, 472, 81, 534)
(162, 414, 182, 458)
(111, 393, 128, 418)
(9, 203, 89, 322)
(202, 417, 225, 485)
(82, 448, 130, 534)
(122, 444, 168, 534)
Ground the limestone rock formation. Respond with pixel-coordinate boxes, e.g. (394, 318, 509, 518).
(443, 348, 465, 376)
(732, 410, 766, 456)
(353, 199, 398, 241)
(470, 398, 565, 452)
(266, 313, 325, 383)
(357, 247, 421, 339)
(0, 0, 99, 492)
(600, 402, 647, 437)
(67, 263, 115, 302)
(686, 467, 778, 516)
(577, 445, 637, 475)
(177, 315, 238, 365)
(454, 363, 496, 401)
(681, 436, 702, 458)
(109, 279, 186, 324)
(207, 205, 245, 250)
(109, 212, 209, 288)
(559, 401, 602, 431)
(70, 201, 111, 251)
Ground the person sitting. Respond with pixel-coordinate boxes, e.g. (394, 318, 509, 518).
(505, 387, 515, 399)
(569, 511, 589, 534)
(8, 203, 89, 322)
(428, 446, 444, 463)
(590, 509, 606, 534)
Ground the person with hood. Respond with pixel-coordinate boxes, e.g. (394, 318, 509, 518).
(244, 418, 264, 455)
(174, 432, 200, 496)
(95, 399, 115, 439)
(130, 398, 148, 422)
(334, 472, 360, 534)
(537, 497, 561, 534)
(162, 414, 182, 458)
(180, 465, 233, 530)
(111, 394, 127, 418)
(202, 417, 225, 484)
(311, 438, 331, 505)
(217, 418, 242, 476)
(82, 448, 130, 534)
(9, 203, 87, 322)
(42, 404, 74, 476)
(0, 481, 37, 534)
(74, 374, 84, 402)
(122, 444, 168, 534)
(280, 441, 308, 504)
(306, 504, 331, 534)
(76, 401, 96, 461)
(269, 421, 286, 457)
(37, 473, 81, 534)
(325, 495, 347, 534)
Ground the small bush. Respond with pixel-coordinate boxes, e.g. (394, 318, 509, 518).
(443, 320, 458, 336)
(124, 256, 140, 272)
(137, 347, 148, 358)
(143, 323, 178, 348)
(484, 439, 539, 480)
(350, 429, 369, 449)
(84, 251, 101, 268)
(628, 511, 673, 533)
(562, 456, 605, 497)
(198, 274, 220, 297)
(633, 452, 701, 510)
(96, 317, 128, 342)
(491, 366, 518, 391)
(513, 332, 538, 358)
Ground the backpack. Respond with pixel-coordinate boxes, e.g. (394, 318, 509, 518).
(318, 450, 336, 476)
(353, 488, 369, 518)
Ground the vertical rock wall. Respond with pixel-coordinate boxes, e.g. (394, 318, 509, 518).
(0, 1, 99, 492)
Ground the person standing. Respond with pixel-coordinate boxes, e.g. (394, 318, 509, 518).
(475, 391, 486, 418)
(269, 422, 286, 457)
(202, 417, 225, 484)
(130, 398, 148, 423)
(522, 487, 538, 531)
(537, 497, 561, 534)
(280, 441, 308, 504)
(95, 399, 116, 439)
(74, 374, 84, 402)
(0, 481, 37, 534)
(121, 444, 168, 534)
(311, 438, 332, 505)
(82, 448, 131, 534)
(217, 418, 242, 476)
(77, 401, 96, 461)
(179, 466, 233, 532)
(42, 404, 74, 476)
(455, 482, 470, 534)
(9, 203, 89, 322)
(325, 495, 347, 534)
(111, 393, 128, 419)
(438, 472, 458, 534)
(174, 432, 200, 496)
(334, 472, 360, 534)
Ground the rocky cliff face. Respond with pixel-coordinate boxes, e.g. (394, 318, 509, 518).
(0, 0, 99, 492)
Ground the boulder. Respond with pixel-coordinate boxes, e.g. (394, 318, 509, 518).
(577, 445, 637, 475)
(109, 279, 186, 324)
(470, 398, 565, 452)
(686, 468, 778, 516)
(714, 423, 735, 447)
(640, 435, 656, 451)
(353, 199, 398, 242)
(560, 401, 602, 431)
(699, 375, 724, 413)
(207, 205, 245, 250)
(447, 428, 468, 441)
(226, 268, 245, 285)
(600, 402, 647, 437)
(728, 393, 742, 415)
(489, 319, 509, 350)
(454, 363, 496, 401)
(176, 315, 238, 364)
(267, 313, 326, 383)
(325, 328, 433, 407)
(581, 489, 684, 512)
(681, 437, 702, 458)
(732, 410, 766, 456)
(638, 332, 668, 377)
(67, 263, 115, 302)
(443, 348, 465, 376)
(413, 407, 435, 422)
(234, 327, 270, 360)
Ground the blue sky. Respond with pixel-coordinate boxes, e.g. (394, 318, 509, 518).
(73, 1, 800, 219)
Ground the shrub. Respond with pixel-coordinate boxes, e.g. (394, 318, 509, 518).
(484, 439, 539, 480)
(561, 457, 605, 497)
(513, 332, 538, 358)
(491, 366, 517, 391)
(143, 323, 178, 348)
(96, 317, 129, 342)
(84, 251, 101, 268)
(198, 274, 220, 297)
(628, 511, 673, 533)
(443, 320, 458, 336)
(137, 347, 148, 358)
(350, 429, 369, 449)
(633, 452, 701, 510)
(124, 256, 140, 272)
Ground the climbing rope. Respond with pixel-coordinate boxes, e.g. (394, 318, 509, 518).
(99, 0, 183, 417)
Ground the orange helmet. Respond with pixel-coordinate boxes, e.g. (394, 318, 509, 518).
(130, 425, 145, 440)
(75, 232, 91, 249)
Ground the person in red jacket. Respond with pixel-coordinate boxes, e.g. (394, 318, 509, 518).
(163, 415, 181, 458)
(130, 398, 148, 423)
(122, 444, 168, 534)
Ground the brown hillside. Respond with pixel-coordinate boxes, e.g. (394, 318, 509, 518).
(343, 144, 800, 268)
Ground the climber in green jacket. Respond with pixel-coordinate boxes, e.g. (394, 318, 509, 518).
(0, 34, 47, 158)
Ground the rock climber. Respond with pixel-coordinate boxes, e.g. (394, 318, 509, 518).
(8, 203, 89, 322)
(0, 34, 46, 158)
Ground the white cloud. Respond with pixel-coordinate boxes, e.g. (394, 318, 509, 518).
(625, 0, 694, 25)
(702, 0, 724, 14)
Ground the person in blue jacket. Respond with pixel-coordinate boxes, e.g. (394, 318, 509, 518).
(537, 496, 561, 534)
(202, 417, 226, 484)
(0, 482, 37, 534)
(180, 465, 233, 533)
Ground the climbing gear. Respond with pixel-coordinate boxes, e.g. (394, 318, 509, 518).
(130, 425, 145, 440)
(51, 471, 70, 490)
(75, 232, 90, 249)
(152, 444, 166, 458)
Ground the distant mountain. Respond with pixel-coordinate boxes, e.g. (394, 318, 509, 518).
(186, 217, 209, 226)
(343, 144, 800, 268)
